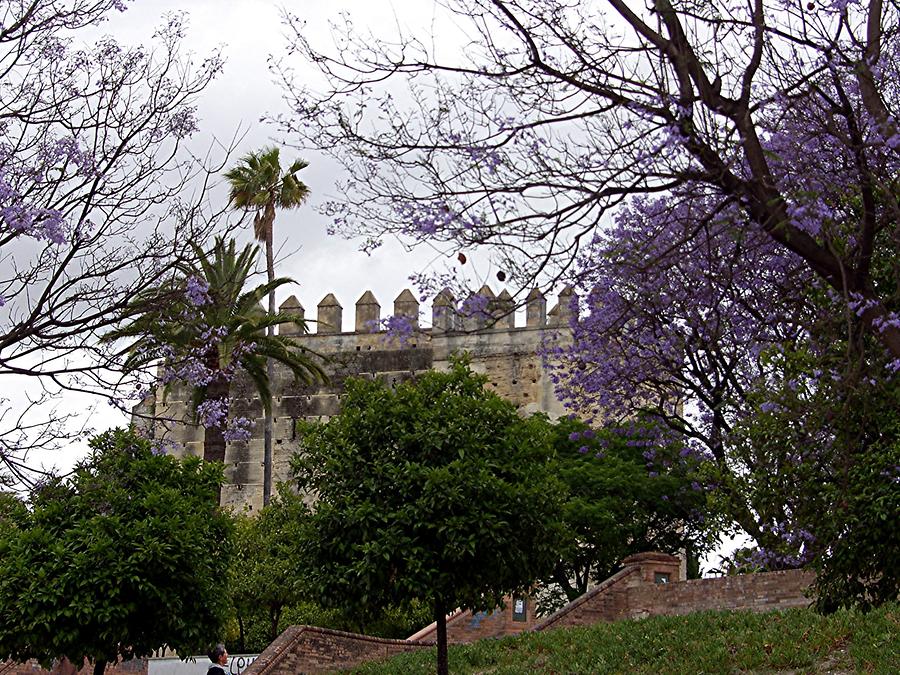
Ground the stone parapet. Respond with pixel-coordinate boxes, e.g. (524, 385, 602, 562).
(272, 286, 575, 336)
(316, 293, 342, 334)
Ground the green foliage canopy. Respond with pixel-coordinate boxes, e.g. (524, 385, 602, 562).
(543, 417, 716, 606)
(229, 486, 311, 651)
(226, 487, 433, 653)
(293, 358, 566, 672)
(0, 429, 232, 673)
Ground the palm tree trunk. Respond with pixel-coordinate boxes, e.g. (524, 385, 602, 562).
(204, 365, 229, 465)
(204, 347, 229, 505)
(263, 207, 276, 507)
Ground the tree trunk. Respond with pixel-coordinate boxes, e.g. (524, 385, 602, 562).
(203, 346, 229, 504)
(552, 563, 581, 602)
(263, 206, 276, 507)
(238, 613, 246, 654)
(435, 598, 449, 675)
(269, 604, 282, 642)
(93, 659, 106, 675)
(204, 420, 228, 463)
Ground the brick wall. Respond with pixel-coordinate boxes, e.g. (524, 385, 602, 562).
(534, 566, 642, 631)
(624, 569, 816, 620)
(409, 595, 537, 644)
(243, 595, 538, 674)
(240, 626, 431, 675)
(535, 552, 813, 632)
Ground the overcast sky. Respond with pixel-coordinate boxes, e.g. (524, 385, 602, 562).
(32, 0, 454, 474)
(105, 0, 445, 317)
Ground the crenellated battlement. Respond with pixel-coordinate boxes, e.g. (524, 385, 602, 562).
(277, 286, 577, 336)
(137, 286, 575, 512)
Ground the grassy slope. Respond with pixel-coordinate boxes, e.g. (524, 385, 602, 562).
(346, 604, 899, 674)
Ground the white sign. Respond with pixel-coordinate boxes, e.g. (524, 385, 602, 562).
(148, 655, 258, 675)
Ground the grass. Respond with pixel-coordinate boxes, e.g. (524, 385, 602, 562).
(344, 603, 899, 674)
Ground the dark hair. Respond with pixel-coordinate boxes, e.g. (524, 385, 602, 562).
(208, 644, 227, 663)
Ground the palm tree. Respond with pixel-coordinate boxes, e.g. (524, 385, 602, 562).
(225, 147, 310, 506)
(108, 237, 325, 472)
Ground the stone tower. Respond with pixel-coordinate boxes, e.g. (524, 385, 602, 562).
(134, 287, 574, 511)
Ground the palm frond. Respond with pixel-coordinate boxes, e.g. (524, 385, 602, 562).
(236, 278, 296, 312)
(240, 354, 272, 413)
(224, 146, 310, 218)
(106, 233, 327, 428)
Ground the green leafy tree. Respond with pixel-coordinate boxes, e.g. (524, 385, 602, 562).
(227, 488, 433, 653)
(225, 148, 311, 507)
(726, 332, 900, 611)
(229, 486, 311, 651)
(293, 358, 567, 675)
(0, 429, 232, 675)
(107, 237, 325, 465)
(541, 417, 716, 610)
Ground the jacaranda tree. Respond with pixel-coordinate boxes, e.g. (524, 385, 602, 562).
(0, 0, 228, 486)
(272, 0, 900, 608)
(550, 189, 815, 546)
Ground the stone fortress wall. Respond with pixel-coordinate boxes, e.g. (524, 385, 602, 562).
(134, 286, 576, 511)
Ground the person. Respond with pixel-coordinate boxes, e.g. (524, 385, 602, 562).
(207, 644, 228, 675)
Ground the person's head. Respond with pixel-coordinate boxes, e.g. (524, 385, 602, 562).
(208, 644, 228, 666)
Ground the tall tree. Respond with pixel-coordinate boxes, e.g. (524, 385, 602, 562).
(0, 428, 232, 675)
(275, 0, 900, 356)
(273, 0, 900, 608)
(225, 147, 310, 506)
(0, 0, 228, 486)
(107, 237, 325, 467)
(551, 187, 814, 544)
(294, 359, 566, 675)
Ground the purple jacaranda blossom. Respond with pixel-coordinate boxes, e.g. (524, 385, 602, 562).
(185, 276, 211, 306)
(150, 439, 179, 456)
(223, 417, 253, 443)
(372, 314, 418, 346)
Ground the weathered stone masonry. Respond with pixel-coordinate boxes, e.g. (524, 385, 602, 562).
(134, 286, 575, 511)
